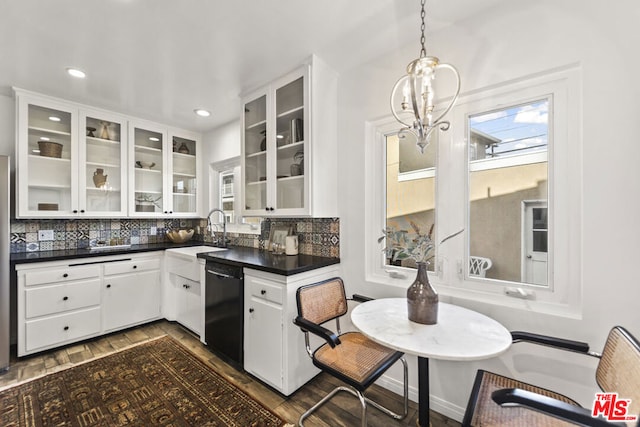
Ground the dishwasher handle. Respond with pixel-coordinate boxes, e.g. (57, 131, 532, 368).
(207, 269, 236, 279)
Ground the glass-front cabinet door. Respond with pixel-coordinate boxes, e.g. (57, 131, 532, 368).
(168, 130, 199, 216)
(129, 122, 166, 216)
(79, 110, 127, 216)
(274, 74, 307, 212)
(242, 92, 269, 214)
(17, 95, 77, 217)
(241, 66, 310, 216)
(16, 94, 79, 217)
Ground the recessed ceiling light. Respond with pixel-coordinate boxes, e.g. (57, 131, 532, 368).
(40, 137, 50, 141)
(276, 135, 284, 139)
(194, 109, 211, 117)
(49, 116, 61, 122)
(66, 68, 86, 78)
(149, 137, 160, 142)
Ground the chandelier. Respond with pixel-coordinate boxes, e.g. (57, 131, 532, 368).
(390, 0, 461, 153)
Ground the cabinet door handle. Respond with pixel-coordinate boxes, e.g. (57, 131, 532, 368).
(260, 289, 266, 295)
(80, 209, 85, 213)
(133, 265, 137, 269)
(106, 284, 111, 288)
(73, 210, 78, 214)
(63, 296, 68, 301)
(249, 308, 254, 313)
(63, 326, 69, 331)
(63, 273, 69, 278)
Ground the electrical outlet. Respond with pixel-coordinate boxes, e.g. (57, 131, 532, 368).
(150, 227, 157, 236)
(38, 230, 54, 241)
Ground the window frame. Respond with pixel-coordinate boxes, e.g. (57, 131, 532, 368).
(365, 66, 582, 317)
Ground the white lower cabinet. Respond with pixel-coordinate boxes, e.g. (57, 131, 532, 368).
(243, 265, 340, 396)
(16, 252, 162, 356)
(163, 251, 204, 337)
(103, 267, 161, 332)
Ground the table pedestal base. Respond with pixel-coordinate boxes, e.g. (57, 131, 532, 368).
(418, 356, 430, 427)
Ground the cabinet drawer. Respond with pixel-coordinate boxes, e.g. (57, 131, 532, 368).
(25, 307, 101, 352)
(166, 256, 201, 282)
(103, 258, 160, 276)
(25, 279, 101, 319)
(25, 265, 100, 287)
(248, 279, 283, 305)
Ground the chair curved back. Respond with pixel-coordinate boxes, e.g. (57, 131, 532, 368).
(469, 256, 492, 277)
(297, 277, 348, 325)
(596, 326, 640, 416)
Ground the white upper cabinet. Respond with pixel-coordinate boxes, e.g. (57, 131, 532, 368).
(129, 121, 168, 216)
(15, 89, 201, 218)
(80, 109, 128, 217)
(128, 122, 201, 217)
(168, 129, 200, 217)
(241, 56, 338, 217)
(16, 91, 128, 218)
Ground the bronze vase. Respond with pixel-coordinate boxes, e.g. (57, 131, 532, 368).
(407, 262, 438, 324)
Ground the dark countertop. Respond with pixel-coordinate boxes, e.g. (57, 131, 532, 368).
(196, 246, 340, 276)
(10, 242, 340, 276)
(9, 241, 208, 265)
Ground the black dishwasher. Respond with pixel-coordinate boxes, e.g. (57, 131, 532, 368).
(205, 261, 244, 368)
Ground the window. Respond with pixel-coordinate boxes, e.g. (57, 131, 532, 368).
(366, 66, 581, 315)
(468, 99, 549, 285)
(385, 132, 437, 271)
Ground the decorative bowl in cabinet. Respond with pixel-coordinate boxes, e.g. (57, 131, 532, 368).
(166, 228, 194, 243)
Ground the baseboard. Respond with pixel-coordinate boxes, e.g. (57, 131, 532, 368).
(376, 373, 466, 423)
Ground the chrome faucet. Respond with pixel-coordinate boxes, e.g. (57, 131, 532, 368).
(207, 208, 227, 247)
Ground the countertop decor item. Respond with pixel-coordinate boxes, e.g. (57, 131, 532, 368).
(380, 222, 463, 324)
(136, 161, 155, 169)
(86, 127, 96, 137)
(93, 168, 107, 188)
(268, 224, 293, 252)
(37, 203, 58, 211)
(291, 150, 304, 176)
(407, 261, 438, 324)
(100, 121, 111, 140)
(166, 228, 195, 243)
(37, 141, 63, 158)
(178, 142, 189, 154)
(259, 130, 267, 151)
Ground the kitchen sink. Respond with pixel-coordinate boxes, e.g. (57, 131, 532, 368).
(165, 245, 227, 259)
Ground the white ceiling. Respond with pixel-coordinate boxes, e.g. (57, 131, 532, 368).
(0, 0, 503, 133)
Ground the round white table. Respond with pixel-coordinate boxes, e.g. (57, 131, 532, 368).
(351, 298, 511, 427)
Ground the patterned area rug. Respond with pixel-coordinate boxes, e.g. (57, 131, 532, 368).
(0, 336, 290, 426)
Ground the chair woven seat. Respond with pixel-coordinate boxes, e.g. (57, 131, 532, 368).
(468, 370, 580, 427)
(294, 277, 408, 426)
(463, 326, 640, 427)
(313, 331, 403, 391)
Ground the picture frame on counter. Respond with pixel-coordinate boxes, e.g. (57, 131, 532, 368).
(268, 225, 293, 252)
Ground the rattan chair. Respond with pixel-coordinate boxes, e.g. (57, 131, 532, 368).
(293, 277, 408, 427)
(462, 326, 640, 427)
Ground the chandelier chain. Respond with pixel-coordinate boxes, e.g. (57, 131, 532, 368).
(419, 0, 426, 57)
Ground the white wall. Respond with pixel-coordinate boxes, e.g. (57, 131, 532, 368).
(0, 94, 15, 160)
(337, 0, 640, 420)
(202, 119, 241, 213)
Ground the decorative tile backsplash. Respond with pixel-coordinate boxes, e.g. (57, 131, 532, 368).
(10, 217, 340, 258)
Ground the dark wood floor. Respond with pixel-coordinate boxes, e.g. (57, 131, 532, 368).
(0, 320, 461, 426)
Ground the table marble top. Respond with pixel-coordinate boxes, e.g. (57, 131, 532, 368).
(351, 298, 511, 361)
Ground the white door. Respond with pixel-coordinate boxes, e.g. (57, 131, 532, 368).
(522, 200, 548, 285)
